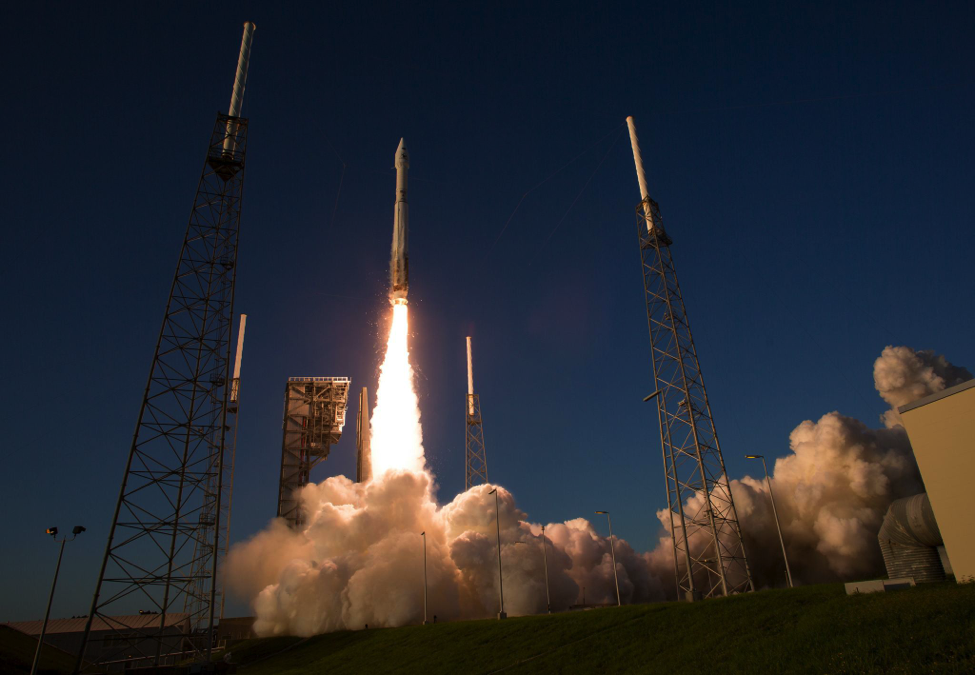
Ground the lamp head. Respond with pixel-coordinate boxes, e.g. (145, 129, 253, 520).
(72, 526, 86, 535)
(46, 527, 58, 537)
(744, 455, 762, 460)
(595, 511, 608, 515)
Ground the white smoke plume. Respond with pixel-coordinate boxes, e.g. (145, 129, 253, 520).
(873, 345, 971, 428)
(226, 344, 970, 632)
(719, 345, 970, 588)
(226, 474, 663, 635)
(227, 302, 662, 635)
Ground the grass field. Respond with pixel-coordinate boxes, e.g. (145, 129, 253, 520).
(5, 583, 973, 674)
(222, 582, 975, 674)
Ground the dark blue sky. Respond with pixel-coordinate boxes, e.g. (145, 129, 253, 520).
(2, 1, 973, 621)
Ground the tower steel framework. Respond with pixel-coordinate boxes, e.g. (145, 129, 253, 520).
(278, 377, 350, 528)
(185, 313, 247, 624)
(76, 24, 255, 670)
(627, 116, 754, 600)
(465, 336, 489, 489)
(76, 113, 249, 669)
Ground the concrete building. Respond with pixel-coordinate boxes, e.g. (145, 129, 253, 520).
(899, 378, 975, 584)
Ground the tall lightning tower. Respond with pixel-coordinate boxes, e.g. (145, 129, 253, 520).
(76, 24, 256, 670)
(465, 337, 489, 489)
(626, 116, 754, 600)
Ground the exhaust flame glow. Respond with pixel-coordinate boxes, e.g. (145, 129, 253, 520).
(369, 301, 425, 475)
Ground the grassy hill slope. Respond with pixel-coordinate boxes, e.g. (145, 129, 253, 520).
(224, 582, 975, 674)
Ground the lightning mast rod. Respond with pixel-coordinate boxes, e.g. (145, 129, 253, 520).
(467, 336, 475, 415)
(626, 116, 651, 228)
(223, 22, 255, 155)
(231, 314, 247, 402)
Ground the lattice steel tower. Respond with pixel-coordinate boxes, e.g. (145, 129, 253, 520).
(76, 24, 256, 670)
(185, 312, 247, 624)
(465, 336, 489, 489)
(626, 116, 754, 601)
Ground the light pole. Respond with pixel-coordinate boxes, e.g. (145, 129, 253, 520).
(488, 488, 506, 619)
(31, 525, 85, 675)
(745, 455, 793, 588)
(541, 525, 551, 613)
(595, 511, 620, 606)
(420, 531, 429, 624)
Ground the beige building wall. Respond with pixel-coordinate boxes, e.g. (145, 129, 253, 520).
(899, 380, 975, 583)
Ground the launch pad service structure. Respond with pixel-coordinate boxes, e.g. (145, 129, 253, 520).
(278, 377, 351, 528)
(626, 116, 754, 600)
(77, 23, 256, 670)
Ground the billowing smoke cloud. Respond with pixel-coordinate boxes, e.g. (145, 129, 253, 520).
(226, 473, 662, 635)
(873, 346, 971, 428)
(227, 301, 663, 636)
(720, 346, 970, 588)
(226, 345, 970, 633)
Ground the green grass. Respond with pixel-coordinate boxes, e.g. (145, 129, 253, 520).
(0, 625, 78, 675)
(222, 583, 975, 674)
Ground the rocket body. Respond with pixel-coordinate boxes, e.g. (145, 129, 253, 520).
(390, 139, 409, 303)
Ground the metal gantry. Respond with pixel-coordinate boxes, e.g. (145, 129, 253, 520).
(278, 377, 350, 528)
(76, 111, 249, 669)
(627, 116, 754, 600)
(465, 337, 489, 490)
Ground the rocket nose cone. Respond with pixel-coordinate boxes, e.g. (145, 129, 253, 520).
(395, 138, 409, 167)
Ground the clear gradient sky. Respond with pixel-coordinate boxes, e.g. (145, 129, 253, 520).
(1, 1, 973, 621)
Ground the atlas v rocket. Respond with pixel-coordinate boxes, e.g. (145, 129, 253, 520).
(389, 138, 410, 304)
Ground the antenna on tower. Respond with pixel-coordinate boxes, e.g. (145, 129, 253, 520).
(627, 115, 753, 601)
(465, 337, 489, 490)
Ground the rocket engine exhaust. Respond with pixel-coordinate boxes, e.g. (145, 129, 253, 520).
(389, 138, 409, 304)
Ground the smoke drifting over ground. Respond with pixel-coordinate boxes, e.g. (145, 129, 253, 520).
(227, 474, 661, 635)
(226, 345, 970, 634)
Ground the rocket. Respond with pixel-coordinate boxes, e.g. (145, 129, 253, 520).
(389, 138, 409, 304)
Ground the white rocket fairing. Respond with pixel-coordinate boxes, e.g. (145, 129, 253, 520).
(389, 138, 409, 303)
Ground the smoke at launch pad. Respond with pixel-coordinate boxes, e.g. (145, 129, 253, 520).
(224, 134, 972, 636)
(226, 301, 968, 635)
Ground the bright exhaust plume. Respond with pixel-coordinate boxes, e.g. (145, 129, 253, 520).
(369, 302, 425, 476)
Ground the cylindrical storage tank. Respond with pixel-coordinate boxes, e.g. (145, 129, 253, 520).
(878, 492, 946, 583)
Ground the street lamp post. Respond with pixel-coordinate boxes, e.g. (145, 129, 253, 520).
(420, 531, 429, 624)
(488, 488, 506, 619)
(541, 525, 551, 613)
(745, 455, 793, 588)
(594, 512, 621, 606)
(31, 526, 85, 675)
